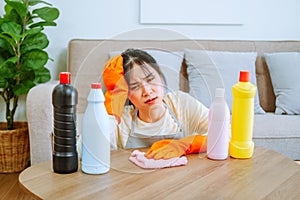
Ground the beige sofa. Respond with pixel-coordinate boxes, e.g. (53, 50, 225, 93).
(26, 39, 300, 165)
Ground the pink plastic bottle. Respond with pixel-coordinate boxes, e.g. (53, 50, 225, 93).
(207, 88, 230, 160)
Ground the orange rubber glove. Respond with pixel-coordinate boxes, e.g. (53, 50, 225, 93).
(145, 135, 207, 160)
(103, 55, 128, 124)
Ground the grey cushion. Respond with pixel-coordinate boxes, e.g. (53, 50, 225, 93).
(264, 52, 300, 115)
(184, 49, 265, 114)
(253, 113, 300, 160)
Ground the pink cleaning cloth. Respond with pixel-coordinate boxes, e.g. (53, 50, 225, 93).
(129, 150, 188, 169)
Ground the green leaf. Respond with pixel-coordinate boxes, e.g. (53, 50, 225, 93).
(4, 0, 27, 19)
(24, 27, 43, 36)
(0, 78, 9, 88)
(0, 61, 16, 78)
(3, 6, 22, 24)
(35, 67, 50, 83)
(0, 33, 16, 47)
(21, 49, 48, 70)
(1, 21, 21, 35)
(19, 69, 35, 82)
(29, 21, 57, 28)
(33, 7, 59, 22)
(21, 32, 49, 53)
(0, 55, 4, 64)
(0, 36, 15, 55)
(3, 56, 18, 65)
(13, 80, 36, 95)
(28, 0, 52, 6)
(0, 38, 6, 48)
(0, 38, 10, 49)
(3, 8, 22, 25)
(1, 21, 22, 41)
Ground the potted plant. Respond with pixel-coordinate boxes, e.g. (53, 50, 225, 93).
(0, 0, 59, 172)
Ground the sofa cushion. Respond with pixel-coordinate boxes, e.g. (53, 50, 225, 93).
(253, 113, 300, 160)
(184, 49, 265, 113)
(109, 50, 184, 92)
(264, 52, 300, 115)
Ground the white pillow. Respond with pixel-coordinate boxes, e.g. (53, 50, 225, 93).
(184, 49, 265, 114)
(264, 52, 300, 115)
(109, 50, 183, 92)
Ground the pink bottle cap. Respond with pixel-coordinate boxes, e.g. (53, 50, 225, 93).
(91, 83, 102, 89)
(60, 72, 71, 84)
(239, 70, 250, 82)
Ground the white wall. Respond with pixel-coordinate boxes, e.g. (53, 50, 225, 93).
(1, 0, 300, 121)
(46, 0, 300, 79)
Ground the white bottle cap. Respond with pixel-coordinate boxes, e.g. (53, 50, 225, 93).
(215, 88, 225, 98)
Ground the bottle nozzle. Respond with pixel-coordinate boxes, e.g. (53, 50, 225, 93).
(60, 72, 71, 84)
(215, 88, 225, 98)
(91, 83, 102, 89)
(239, 70, 250, 82)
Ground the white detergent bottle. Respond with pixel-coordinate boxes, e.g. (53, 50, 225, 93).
(207, 88, 230, 160)
(81, 83, 111, 174)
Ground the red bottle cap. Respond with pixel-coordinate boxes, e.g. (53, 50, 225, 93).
(91, 83, 102, 89)
(60, 72, 71, 84)
(239, 70, 250, 82)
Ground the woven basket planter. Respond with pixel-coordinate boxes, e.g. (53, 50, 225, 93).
(0, 122, 30, 173)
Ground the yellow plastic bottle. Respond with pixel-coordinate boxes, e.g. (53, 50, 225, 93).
(229, 70, 256, 159)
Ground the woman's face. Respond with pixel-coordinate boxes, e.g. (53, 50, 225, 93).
(127, 63, 165, 113)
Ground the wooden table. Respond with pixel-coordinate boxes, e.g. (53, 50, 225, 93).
(19, 147, 300, 200)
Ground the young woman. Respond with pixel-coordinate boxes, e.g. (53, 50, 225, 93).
(103, 48, 208, 159)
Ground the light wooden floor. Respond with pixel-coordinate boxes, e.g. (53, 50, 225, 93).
(1, 161, 300, 200)
(0, 172, 34, 200)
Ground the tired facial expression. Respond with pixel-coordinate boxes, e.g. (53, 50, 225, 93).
(127, 63, 165, 115)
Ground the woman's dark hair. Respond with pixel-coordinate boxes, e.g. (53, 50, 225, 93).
(121, 48, 167, 86)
